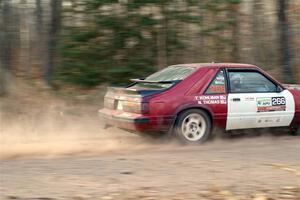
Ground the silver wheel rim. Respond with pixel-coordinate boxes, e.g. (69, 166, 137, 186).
(181, 113, 206, 141)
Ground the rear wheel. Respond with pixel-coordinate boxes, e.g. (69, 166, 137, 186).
(174, 109, 212, 144)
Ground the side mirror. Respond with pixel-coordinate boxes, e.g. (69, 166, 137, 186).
(276, 85, 283, 93)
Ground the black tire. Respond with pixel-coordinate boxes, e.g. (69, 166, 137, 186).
(293, 125, 300, 136)
(290, 125, 300, 136)
(174, 109, 212, 144)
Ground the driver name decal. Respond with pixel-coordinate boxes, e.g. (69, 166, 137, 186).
(257, 97, 286, 112)
(195, 95, 227, 105)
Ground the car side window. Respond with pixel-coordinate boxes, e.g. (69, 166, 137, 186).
(228, 71, 277, 93)
(206, 70, 226, 94)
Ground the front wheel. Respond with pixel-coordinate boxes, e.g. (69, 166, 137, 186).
(174, 109, 212, 144)
(295, 125, 300, 136)
(291, 125, 300, 136)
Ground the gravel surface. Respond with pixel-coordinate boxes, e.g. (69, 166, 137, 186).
(1, 132, 300, 200)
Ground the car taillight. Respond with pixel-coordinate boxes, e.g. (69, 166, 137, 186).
(118, 101, 149, 114)
(141, 102, 149, 114)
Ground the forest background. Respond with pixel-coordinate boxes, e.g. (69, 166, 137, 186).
(0, 0, 299, 98)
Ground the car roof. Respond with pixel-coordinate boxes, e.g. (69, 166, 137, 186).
(171, 63, 259, 69)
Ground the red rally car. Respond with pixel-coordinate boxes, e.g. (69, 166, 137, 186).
(99, 63, 300, 143)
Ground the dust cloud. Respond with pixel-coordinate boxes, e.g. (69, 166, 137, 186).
(0, 123, 150, 160)
(0, 110, 176, 160)
(0, 87, 177, 160)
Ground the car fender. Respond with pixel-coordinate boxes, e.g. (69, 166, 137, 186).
(174, 102, 214, 123)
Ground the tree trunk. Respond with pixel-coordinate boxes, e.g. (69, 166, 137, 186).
(20, 0, 31, 78)
(278, 0, 294, 83)
(157, 3, 168, 69)
(0, 0, 13, 95)
(45, 0, 62, 88)
(36, 0, 43, 36)
(36, 0, 46, 79)
(252, 0, 264, 66)
(230, 3, 240, 62)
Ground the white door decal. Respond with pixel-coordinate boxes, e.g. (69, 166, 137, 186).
(226, 90, 295, 130)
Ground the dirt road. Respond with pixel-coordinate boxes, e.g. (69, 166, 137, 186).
(1, 131, 300, 200)
(1, 83, 300, 199)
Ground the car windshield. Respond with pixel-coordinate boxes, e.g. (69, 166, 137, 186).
(132, 66, 196, 89)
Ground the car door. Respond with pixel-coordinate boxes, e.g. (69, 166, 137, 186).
(226, 69, 295, 130)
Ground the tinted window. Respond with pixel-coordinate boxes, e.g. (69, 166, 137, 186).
(206, 70, 226, 94)
(134, 66, 196, 89)
(229, 71, 277, 93)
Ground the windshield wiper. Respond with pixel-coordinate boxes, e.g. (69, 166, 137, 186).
(130, 79, 181, 84)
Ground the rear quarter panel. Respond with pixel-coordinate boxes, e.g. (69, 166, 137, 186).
(148, 67, 228, 128)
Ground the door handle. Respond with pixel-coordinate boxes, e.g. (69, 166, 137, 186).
(232, 98, 241, 102)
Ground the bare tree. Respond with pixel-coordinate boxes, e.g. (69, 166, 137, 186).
(35, 0, 46, 78)
(252, 0, 265, 66)
(45, 0, 62, 87)
(156, 3, 168, 69)
(278, 0, 294, 83)
(0, 0, 13, 95)
(36, 0, 43, 37)
(230, 2, 240, 62)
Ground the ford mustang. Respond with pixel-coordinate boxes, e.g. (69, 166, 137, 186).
(99, 63, 300, 143)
